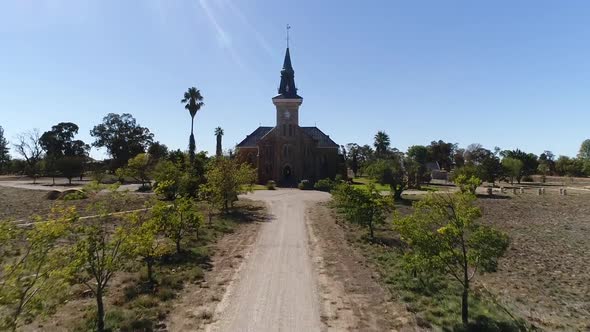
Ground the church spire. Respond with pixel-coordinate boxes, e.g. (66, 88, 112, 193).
(276, 25, 300, 99)
(277, 47, 300, 98)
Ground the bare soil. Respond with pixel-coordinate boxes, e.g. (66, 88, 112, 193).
(166, 200, 265, 331)
(307, 201, 421, 331)
(0, 186, 152, 221)
(477, 192, 590, 331)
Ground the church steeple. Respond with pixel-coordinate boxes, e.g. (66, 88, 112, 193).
(276, 47, 301, 99)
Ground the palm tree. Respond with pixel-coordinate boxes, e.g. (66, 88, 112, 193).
(373, 131, 390, 157)
(181, 87, 205, 163)
(214, 127, 224, 157)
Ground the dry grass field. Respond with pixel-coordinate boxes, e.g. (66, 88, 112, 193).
(321, 178, 590, 330)
(478, 192, 590, 331)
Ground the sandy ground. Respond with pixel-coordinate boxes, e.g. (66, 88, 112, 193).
(307, 201, 421, 331)
(203, 190, 330, 332)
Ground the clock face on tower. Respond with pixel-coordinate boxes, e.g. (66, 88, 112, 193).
(283, 110, 291, 120)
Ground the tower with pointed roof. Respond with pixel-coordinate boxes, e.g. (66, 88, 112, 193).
(273, 47, 302, 130)
(236, 43, 342, 186)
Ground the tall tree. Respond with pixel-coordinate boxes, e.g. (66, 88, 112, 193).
(502, 157, 523, 184)
(181, 87, 205, 164)
(500, 149, 538, 179)
(215, 127, 224, 157)
(40, 122, 89, 184)
(427, 140, 456, 171)
(346, 143, 360, 177)
(13, 129, 44, 183)
(373, 131, 391, 158)
(147, 141, 169, 161)
(0, 126, 10, 174)
(90, 113, 153, 170)
(578, 139, 590, 160)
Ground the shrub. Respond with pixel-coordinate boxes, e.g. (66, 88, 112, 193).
(522, 175, 534, 182)
(298, 180, 312, 190)
(314, 178, 336, 192)
(453, 175, 482, 194)
(266, 180, 276, 190)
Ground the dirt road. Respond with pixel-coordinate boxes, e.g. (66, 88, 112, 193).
(206, 189, 330, 332)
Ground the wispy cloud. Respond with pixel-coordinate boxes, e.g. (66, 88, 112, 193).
(197, 0, 245, 69)
(222, 0, 276, 58)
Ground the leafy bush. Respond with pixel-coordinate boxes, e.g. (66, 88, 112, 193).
(314, 178, 337, 192)
(266, 180, 276, 190)
(298, 180, 312, 190)
(453, 174, 482, 194)
(61, 190, 87, 201)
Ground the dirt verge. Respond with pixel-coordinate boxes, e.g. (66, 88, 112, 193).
(306, 201, 421, 331)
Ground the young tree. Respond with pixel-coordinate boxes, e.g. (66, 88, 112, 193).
(332, 183, 393, 240)
(124, 211, 171, 287)
(394, 192, 509, 325)
(537, 162, 550, 183)
(90, 113, 154, 170)
(120, 153, 152, 188)
(152, 160, 184, 200)
(215, 127, 224, 157)
(202, 158, 256, 212)
(156, 198, 202, 255)
(68, 204, 131, 332)
(0, 207, 75, 331)
(373, 131, 391, 158)
(366, 158, 407, 200)
(502, 157, 523, 184)
(181, 87, 205, 164)
(13, 129, 44, 183)
(453, 174, 482, 194)
(0, 126, 10, 174)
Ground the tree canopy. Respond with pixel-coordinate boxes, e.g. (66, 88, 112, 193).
(90, 113, 153, 169)
(0, 126, 10, 174)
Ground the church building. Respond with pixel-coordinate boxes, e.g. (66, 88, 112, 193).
(236, 47, 340, 185)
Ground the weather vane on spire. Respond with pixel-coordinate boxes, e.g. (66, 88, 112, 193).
(286, 24, 291, 48)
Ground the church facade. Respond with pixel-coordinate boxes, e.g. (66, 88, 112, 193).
(236, 47, 340, 185)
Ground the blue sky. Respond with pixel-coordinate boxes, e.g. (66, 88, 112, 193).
(1, 0, 589, 159)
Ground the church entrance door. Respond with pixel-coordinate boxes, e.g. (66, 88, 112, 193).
(282, 165, 294, 187)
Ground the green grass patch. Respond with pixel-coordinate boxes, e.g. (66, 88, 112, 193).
(350, 177, 391, 192)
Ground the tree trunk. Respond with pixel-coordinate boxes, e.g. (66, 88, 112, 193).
(146, 258, 154, 287)
(176, 239, 181, 255)
(369, 222, 374, 240)
(462, 284, 469, 325)
(96, 287, 105, 332)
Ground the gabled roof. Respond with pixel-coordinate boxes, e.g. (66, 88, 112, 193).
(236, 127, 272, 148)
(236, 126, 338, 149)
(300, 127, 339, 148)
